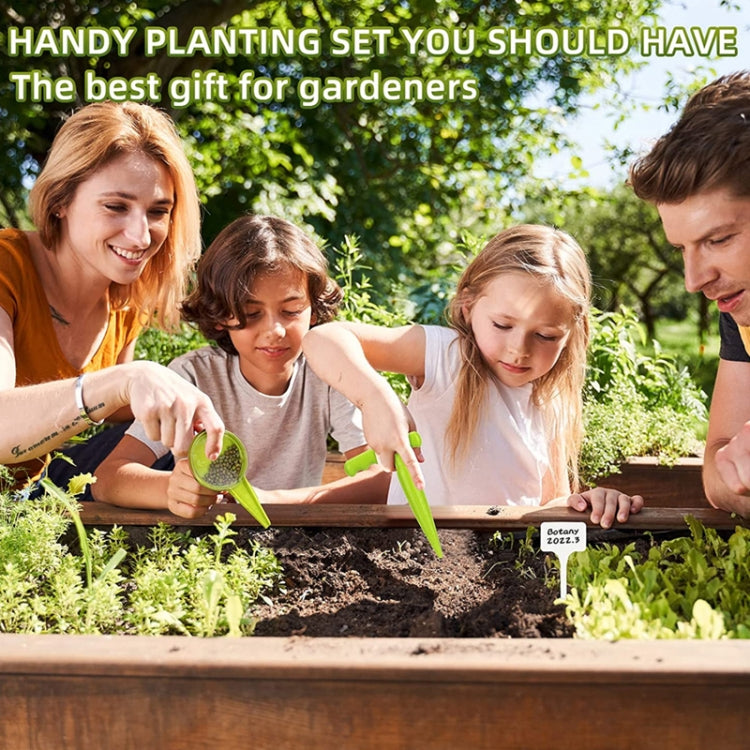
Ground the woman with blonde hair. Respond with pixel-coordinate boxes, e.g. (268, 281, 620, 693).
(303, 224, 643, 527)
(0, 101, 223, 492)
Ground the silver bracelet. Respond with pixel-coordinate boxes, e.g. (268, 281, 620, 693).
(74, 373, 105, 427)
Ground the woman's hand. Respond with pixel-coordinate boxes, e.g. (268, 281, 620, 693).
(566, 487, 645, 528)
(125, 361, 224, 460)
(166, 458, 220, 519)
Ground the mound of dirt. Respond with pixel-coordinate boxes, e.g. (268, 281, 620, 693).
(242, 527, 574, 638)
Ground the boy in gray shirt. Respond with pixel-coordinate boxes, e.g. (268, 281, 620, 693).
(93, 215, 388, 517)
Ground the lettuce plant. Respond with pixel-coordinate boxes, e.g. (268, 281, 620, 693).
(562, 517, 750, 640)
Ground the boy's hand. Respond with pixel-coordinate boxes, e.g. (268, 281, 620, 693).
(566, 487, 645, 529)
(166, 458, 220, 519)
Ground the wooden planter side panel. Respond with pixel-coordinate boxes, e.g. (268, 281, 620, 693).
(329, 454, 708, 507)
(2, 673, 748, 750)
(592, 457, 705, 507)
(78, 501, 742, 531)
(1, 636, 749, 750)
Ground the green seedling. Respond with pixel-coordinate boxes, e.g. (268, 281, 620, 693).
(189, 431, 271, 529)
(345, 432, 443, 558)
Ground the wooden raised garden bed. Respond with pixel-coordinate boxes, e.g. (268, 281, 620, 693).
(593, 456, 705, 508)
(2, 460, 749, 749)
(2, 633, 748, 749)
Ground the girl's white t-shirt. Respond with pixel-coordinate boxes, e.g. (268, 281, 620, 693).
(387, 325, 550, 507)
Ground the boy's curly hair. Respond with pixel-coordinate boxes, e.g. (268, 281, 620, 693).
(181, 215, 342, 354)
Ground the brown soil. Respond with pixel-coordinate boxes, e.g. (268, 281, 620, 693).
(241, 527, 575, 639)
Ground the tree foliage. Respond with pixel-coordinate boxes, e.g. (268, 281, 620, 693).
(2, 0, 664, 287)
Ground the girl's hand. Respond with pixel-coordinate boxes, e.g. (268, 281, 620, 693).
(360, 386, 425, 489)
(166, 458, 220, 519)
(302, 322, 428, 490)
(566, 487, 645, 529)
(125, 361, 224, 460)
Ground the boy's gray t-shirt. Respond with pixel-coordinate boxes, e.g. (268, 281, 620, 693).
(126, 346, 365, 490)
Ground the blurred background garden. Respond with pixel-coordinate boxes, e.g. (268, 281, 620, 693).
(2, 0, 748, 480)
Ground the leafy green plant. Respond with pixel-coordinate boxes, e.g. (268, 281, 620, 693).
(586, 307, 708, 416)
(333, 235, 413, 400)
(490, 527, 539, 575)
(406, 232, 484, 325)
(134, 323, 207, 367)
(334, 234, 412, 329)
(581, 308, 707, 483)
(126, 514, 282, 637)
(562, 518, 750, 640)
(0, 487, 124, 634)
(0, 461, 35, 495)
(0, 484, 283, 637)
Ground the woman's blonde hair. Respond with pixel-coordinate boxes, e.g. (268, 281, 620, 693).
(445, 224, 591, 492)
(28, 101, 201, 330)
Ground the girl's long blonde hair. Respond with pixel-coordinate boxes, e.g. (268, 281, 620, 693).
(29, 101, 201, 331)
(445, 225, 591, 492)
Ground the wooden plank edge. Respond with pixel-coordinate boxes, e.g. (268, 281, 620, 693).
(1, 635, 749, 684)
(76, 501, 747, 531)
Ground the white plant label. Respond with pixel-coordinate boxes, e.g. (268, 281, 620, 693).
(540, 521, 587, 600)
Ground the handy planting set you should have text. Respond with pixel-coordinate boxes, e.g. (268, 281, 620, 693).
(7, 24, 738, 108)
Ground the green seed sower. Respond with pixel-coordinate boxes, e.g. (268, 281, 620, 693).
(345, 432, 443, 558)
(189, 431, 271, 528)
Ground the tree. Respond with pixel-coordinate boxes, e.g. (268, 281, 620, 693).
(2, 0, 665, 289)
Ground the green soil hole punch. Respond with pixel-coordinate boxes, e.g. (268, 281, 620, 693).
(345, 432, 443, 558)
(189, 430, 271, 528)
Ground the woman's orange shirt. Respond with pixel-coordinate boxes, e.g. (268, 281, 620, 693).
(0, 227, 143, 482)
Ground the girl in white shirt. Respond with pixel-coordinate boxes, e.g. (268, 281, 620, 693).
(303, 224, 644, 528)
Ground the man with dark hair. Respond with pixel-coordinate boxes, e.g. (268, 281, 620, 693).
(629, 70, 750, 517)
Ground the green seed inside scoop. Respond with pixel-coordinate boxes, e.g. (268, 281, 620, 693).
(202, 443, 243, 487)
(189, 431, 271, 528)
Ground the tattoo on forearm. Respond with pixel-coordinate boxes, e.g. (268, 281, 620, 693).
(11, 415, 88, 458)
